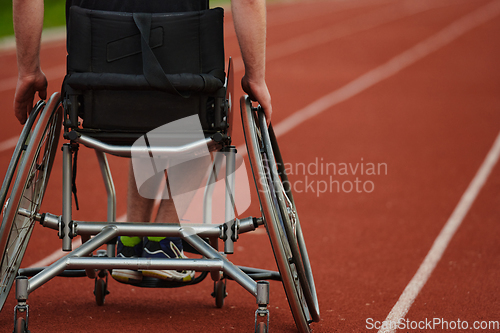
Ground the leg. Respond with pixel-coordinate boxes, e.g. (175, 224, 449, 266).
(154, 197, 178, 223)
(141, 183, 195, 282)
(113, 164, 196, 283)
(127, 161, 155, 223)
(111, 162, 153, 283)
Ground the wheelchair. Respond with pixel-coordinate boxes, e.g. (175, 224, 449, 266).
(0, 1, 320, 332)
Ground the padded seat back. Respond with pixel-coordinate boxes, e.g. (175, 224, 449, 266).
(63, 0, 226, 140)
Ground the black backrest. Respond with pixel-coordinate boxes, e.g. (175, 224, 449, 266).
(63, 0, 226, 142)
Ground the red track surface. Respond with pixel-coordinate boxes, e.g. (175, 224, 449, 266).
(1, 0, 500, 331)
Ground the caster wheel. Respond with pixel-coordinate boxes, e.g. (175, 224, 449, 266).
(15, 317, 28, 333)
(256, 322, 267, 333)
(214, 279, 227, 308)
(94, 278, 107, 306)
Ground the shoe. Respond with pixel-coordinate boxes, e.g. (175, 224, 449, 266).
(141, 237, 195, 282)
(111, 236, 143, 283)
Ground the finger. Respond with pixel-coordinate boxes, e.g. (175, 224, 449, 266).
(38, 87, 47, 100)
(265, 107, 272, 127)
(15, 101, 27, 125)
(27, 95, 35, 119)
(259, 99, 272, 126)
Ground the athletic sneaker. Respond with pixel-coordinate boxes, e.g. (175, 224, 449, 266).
(111, 236, 143, 283)
(141, 237, 195, 282)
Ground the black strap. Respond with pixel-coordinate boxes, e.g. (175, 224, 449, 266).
(133, 13, 189, 98)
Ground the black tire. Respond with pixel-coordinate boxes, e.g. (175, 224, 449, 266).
(0, 100, 45, 211)
(15, 317, 27, 333)
(0, 94, 62, 312)
(214, 279, 226, 308)
(94, 278, 107, 306)
(256, 322, 267, 333)
(241, 96, 320, 333)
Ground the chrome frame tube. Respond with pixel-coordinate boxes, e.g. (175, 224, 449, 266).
(203, 152, 224, 224)
(72, 216, 258, 238)
(182, 231, 257, 296)
(28, 221, 264, 296)
(64, 257, 224, 271)
(22, 96, 277, 312)
(28, 226, 119, 293)
(61, 144, 72, 251)
(224, 147, 237, 253)
(95, 150, 117, 258)
(224, 147, 236, 224)
(75, 134, 219, 158)
(95, 151, 116, 223)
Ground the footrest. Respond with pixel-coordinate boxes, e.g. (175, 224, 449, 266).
(111, 271, 209, 288)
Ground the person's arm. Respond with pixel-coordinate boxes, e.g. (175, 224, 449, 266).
(231, 0, 272, 124)
(13, 0, 47, 125)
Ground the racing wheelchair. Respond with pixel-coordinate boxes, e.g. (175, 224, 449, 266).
(0, 1, 319, 332)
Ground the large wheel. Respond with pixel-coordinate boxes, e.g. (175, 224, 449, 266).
(241, 96, 320, 332)
(0, 93, 62, 311)
(0, 100, 45, 211)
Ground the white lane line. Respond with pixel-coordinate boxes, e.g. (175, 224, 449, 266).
(0, 76, 18, 93)
(26, 212, 127, 268)
(379, 131, 500, 333)
(225, 0, 394, 38)
(28, 239, 82, 268)
(0, 136, 19, 153)
(273, 0, 500, 138)
(372, 3, 500, 331)
(232, 0, 460, 72)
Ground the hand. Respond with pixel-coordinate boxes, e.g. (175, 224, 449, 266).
(14, 70, 47, 124)
(241, 75, 272, 126)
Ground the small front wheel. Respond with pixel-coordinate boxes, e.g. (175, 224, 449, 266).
(214, 279, 227, 308)
(94, 278, 107, 306)
(256, 322, 267, 333)
(15, 317, 28, 333)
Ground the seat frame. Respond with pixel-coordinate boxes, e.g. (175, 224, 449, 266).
(0, 90, 320, 333)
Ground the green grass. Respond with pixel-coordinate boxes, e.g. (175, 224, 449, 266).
(0, 0, 67, 38)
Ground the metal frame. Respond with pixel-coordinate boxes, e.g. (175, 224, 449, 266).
(0, 94, 62, 314)
(5, 92, 272, 330)
(3, 92, 319, 333)
(240, 96, 320, 332)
